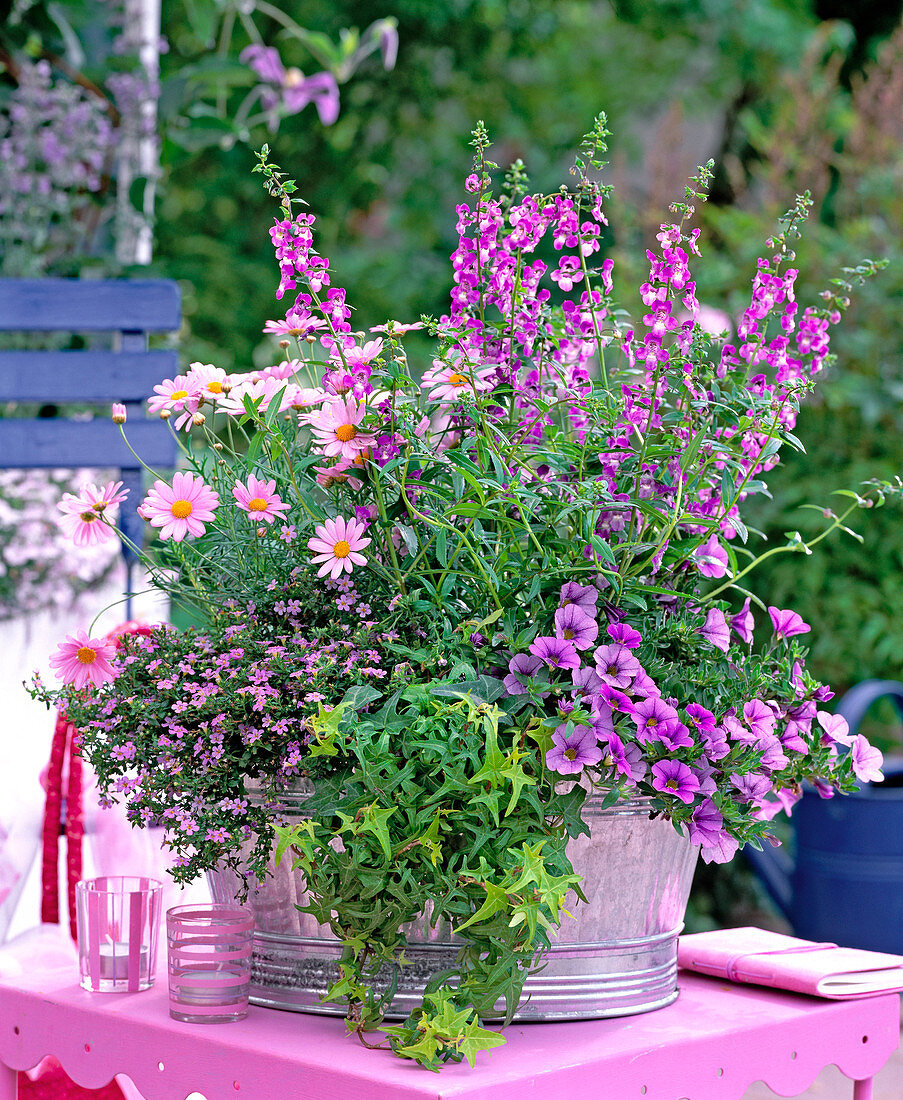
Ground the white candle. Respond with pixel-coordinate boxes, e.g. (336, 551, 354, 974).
(98, 942, 148, 980)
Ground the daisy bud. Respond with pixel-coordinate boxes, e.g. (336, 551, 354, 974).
(159, 409, 172, 420)
(278, 339, 290, 349)
(221, 381, 233, 394)
(256, 526, 267, 538)
(192, 412, 206, 426)
(305, 335, 316, 344)
(111, 403, 127, 424)
(213, 442, 223, 451)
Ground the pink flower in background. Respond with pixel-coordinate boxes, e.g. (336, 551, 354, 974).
(233, 475, 289, 524)
(768, 606, 811, 641)
(729, 597, 755, 643)
(111, 402, 127, 424)
(692, 533, 729, 578)
(699, 608, 730, 652)
(307, 396, 375, 460)
(420, 359, 496, 403)
(850, 735, 884, 784)
(49, 629, 117, 689)
(240, 45, 340, 127)
(263, 309, 328, 337)
(307, 515, 371, 579)
(142, 473, 219, 541)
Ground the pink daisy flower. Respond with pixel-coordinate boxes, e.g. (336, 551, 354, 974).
(49, 629, 118, 689)
(369, 320, 425, 334)
(262, 310, 328, 337)
(232, 475, 289, 524)
(57, 481, 129, 547)
(307, 515, 371, 579)
(185, 362, 232, 405)
(141, 472, 219, 541)
(313, 460, 363, 490)
(306, 396, 375, 460)
(147, 375, 202, 429)
(331, 339, 383, 369)
(420, 357, 496, 403)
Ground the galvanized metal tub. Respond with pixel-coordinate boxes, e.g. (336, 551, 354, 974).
(207, 785, 698, 1021)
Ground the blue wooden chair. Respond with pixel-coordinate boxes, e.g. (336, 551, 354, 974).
(0, 279, 181, 611)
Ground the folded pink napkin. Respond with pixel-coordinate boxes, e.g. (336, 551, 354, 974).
(678, 926, 903, 999)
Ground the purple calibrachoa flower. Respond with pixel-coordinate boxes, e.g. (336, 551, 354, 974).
(607, 622, 642, 649)
(730, 597, 755, 643)
(503, 653, 544, 696)
(701, 725, 730, 761)
(692, 533, 729, 579)
(687, 798, 723, 847)
(850, 735, 884, 784)
(631, 695, 681, 744)
(816, 710, 853, 746)
(768, 606, 811, 641)
(656, 721, 694, 751)
(593, 643, 640, 688)
(601, 731, 646, 783)
(685, 703, 716, 735)
(529, 635, 580, 670)
(571, 666, 602, 698)
(546, 724, 602, 775)
(743, 699, 777, 740)
(730, 771, 772, 804)
(650, 759, 700, 805)
(631, 666, 660, 698)
(699, 608, 731, 653)
(559, 581, 598, 615)
(555, 603, 599, 650)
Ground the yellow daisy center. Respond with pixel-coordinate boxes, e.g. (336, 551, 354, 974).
(336, 423, 357, 442)
(170, 389, 189, 401)
(448, 372, 468, 386)
(79, 511, 98, 523)
(171, 500, 193, 519)
(77, 646, 97, 665)
(248, 497, 268, 512)
(206, 381, 223, 394)
(333, 539, 352, 558)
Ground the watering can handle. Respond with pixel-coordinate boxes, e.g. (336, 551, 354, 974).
(835, 679, 903, 737)
(743, 679, 903, 919)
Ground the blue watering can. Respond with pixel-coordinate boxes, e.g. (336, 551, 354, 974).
(744, 679, 903, 952)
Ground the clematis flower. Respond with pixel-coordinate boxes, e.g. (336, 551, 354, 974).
(554, 604, 599, 650)
(768, 607, 811, 641)
(49, 630, 117, 689)
(232, 475, 289, 524)
(529, 635, 580, 670)
(651, 759, 700, 805)
(240, 45, 340, 126)
(546, 725, 602, 775)
(699, 608, 731, 652)
(142, 473, 219, 541)
(850, 735, 884, 784)
(692, 533, 729, 579)
(729, 597, 755, 643)
(307, 515, 371, 579)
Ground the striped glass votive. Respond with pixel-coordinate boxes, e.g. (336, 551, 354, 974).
(166, 903, 255, 1023)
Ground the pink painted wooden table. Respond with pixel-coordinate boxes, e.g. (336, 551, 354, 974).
(0, 968, 898, 1100)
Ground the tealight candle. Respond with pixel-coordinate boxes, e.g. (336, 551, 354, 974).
(98, 942, 149, 981)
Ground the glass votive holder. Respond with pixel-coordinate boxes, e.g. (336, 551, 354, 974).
(75, 876, 163, 993)
(166, 903, 255, 1023)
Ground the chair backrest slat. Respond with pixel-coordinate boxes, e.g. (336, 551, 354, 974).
(0, 420, 176, 469)
(0, 350, 177, 403)
(0, 280, 180, 332)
